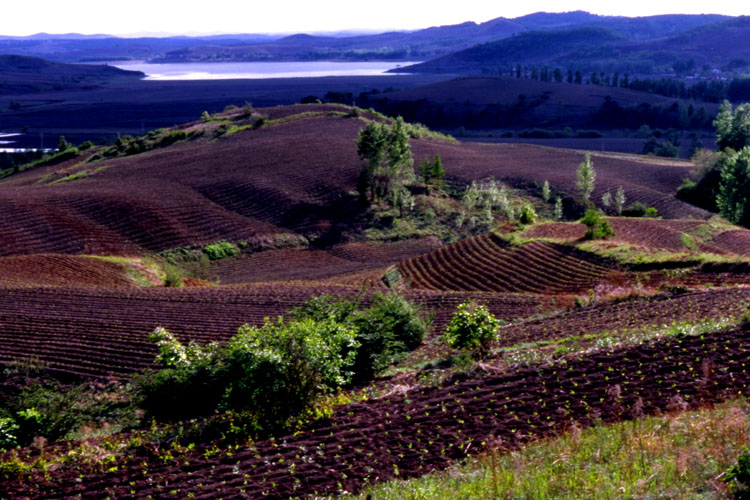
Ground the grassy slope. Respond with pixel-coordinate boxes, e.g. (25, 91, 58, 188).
(347, 398, 749, 499)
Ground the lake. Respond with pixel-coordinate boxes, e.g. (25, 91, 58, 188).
(110, 61, 421, 80)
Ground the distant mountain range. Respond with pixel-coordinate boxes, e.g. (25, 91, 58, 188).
(401, 15, 750, 74)
(0, 11, 738, 68)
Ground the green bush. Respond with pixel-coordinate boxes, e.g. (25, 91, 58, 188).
(140, 318, 358, 432)
(221, 317, 358, 431)
(292, 293, 428, 381)
(724, 447, 750, 493)
(0, 417, 18, 450)
(352, 293, 428, 379)
(444, 302, 500, 353)
(645, 207, 658, 218)
(622, 201, 648, 217)
(291, 294, 358, 324)
(203, 241, 240, 260)
(519, 204, 537, 225)
(140, 293, 427, 429)
(581, 209, 615, 239)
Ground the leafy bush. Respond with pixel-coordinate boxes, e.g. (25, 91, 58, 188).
(352, 293, 428, 379)
(203, 241, 240, 260)
(444, 302, 500, 353)
(622, 201, 648, 217)
(581, 209, 615, 239)
(519, 204, 537, 225)
(140, 318, 358, 432)
(140, 293, 427, 429)
(645, 207, 658, 218)
(724, 447, 750, 493)
(0, 418, 18, 450)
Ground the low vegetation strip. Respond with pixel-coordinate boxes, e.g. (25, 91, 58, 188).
(5, 322, 749, 499)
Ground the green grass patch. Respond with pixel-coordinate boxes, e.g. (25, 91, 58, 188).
(346, 398, 749, 500)
(577, 241, 749, 269)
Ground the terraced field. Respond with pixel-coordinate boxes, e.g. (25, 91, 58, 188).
(398, 232, 614, 293)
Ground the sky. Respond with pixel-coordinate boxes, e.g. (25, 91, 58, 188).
(3, 1, 748, 37)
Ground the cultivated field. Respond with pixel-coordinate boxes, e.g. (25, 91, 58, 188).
(0, 103, 747, 499)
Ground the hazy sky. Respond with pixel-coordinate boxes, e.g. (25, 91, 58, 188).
(4, 1, 748, 36)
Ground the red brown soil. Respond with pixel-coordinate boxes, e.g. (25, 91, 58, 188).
(4, 320, 748, 499)
(0, 255, 136, 288)
(522, 219, 750, 256)
(0, 284, 555, 380)
(399, 232, 614, 293)
(0, 105, 710, 257)
(208, 238, 443, 285)
(411, 141, 709, 220)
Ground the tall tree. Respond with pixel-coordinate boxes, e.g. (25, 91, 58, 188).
(431, 154, 445, 189)
(614, 186, 626, 215)
(714, 101, 750, 152)
(717, 147, 750, 227)
(356, 122, 388, 203)
(576, 153, 596, 204)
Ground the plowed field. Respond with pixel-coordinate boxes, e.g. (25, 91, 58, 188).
(522, 219, 750, 255)
(0, 105, 710, 257)
(398, 232, 614, 293)
(4, 323, 748, 499)
(208, 238, 443, 285)
(0, 255, 136, 288)
(0, 284, 555, 380)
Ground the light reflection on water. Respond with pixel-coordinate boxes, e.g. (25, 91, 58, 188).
(109, 60, 420, 80)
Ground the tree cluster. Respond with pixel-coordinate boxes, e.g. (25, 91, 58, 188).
(678, 101, 750, 227)
(356, 117, 416, 214)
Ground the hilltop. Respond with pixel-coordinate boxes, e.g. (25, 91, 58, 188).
(0, 54, 142, 95)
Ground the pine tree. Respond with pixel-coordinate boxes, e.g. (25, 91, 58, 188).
(431, 154, 445, 189)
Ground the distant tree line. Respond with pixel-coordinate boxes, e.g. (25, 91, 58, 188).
(501, 63, 750, 104)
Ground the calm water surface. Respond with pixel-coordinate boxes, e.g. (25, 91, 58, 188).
(110, 60, 421, 80)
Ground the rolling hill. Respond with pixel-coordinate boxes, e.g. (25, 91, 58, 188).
(0, 54, 143, 94)
(0, 103, 710, 259)
(2, 102, 750, 499)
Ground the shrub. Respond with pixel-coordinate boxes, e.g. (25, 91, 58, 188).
(352, 293, 428, 379)
(140, 318, 358, 432)
(581, 209, 615, 239)
(645, 207, 658, 218)
(622, 201, 648, 217)
(221, 317, 358, 431)
(444, 302, 500, 353)
(203, 241, 240, 260)
(519, 204, 537, 225)
(724, 447, 750, 493)
(0, 418, 18, 450)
